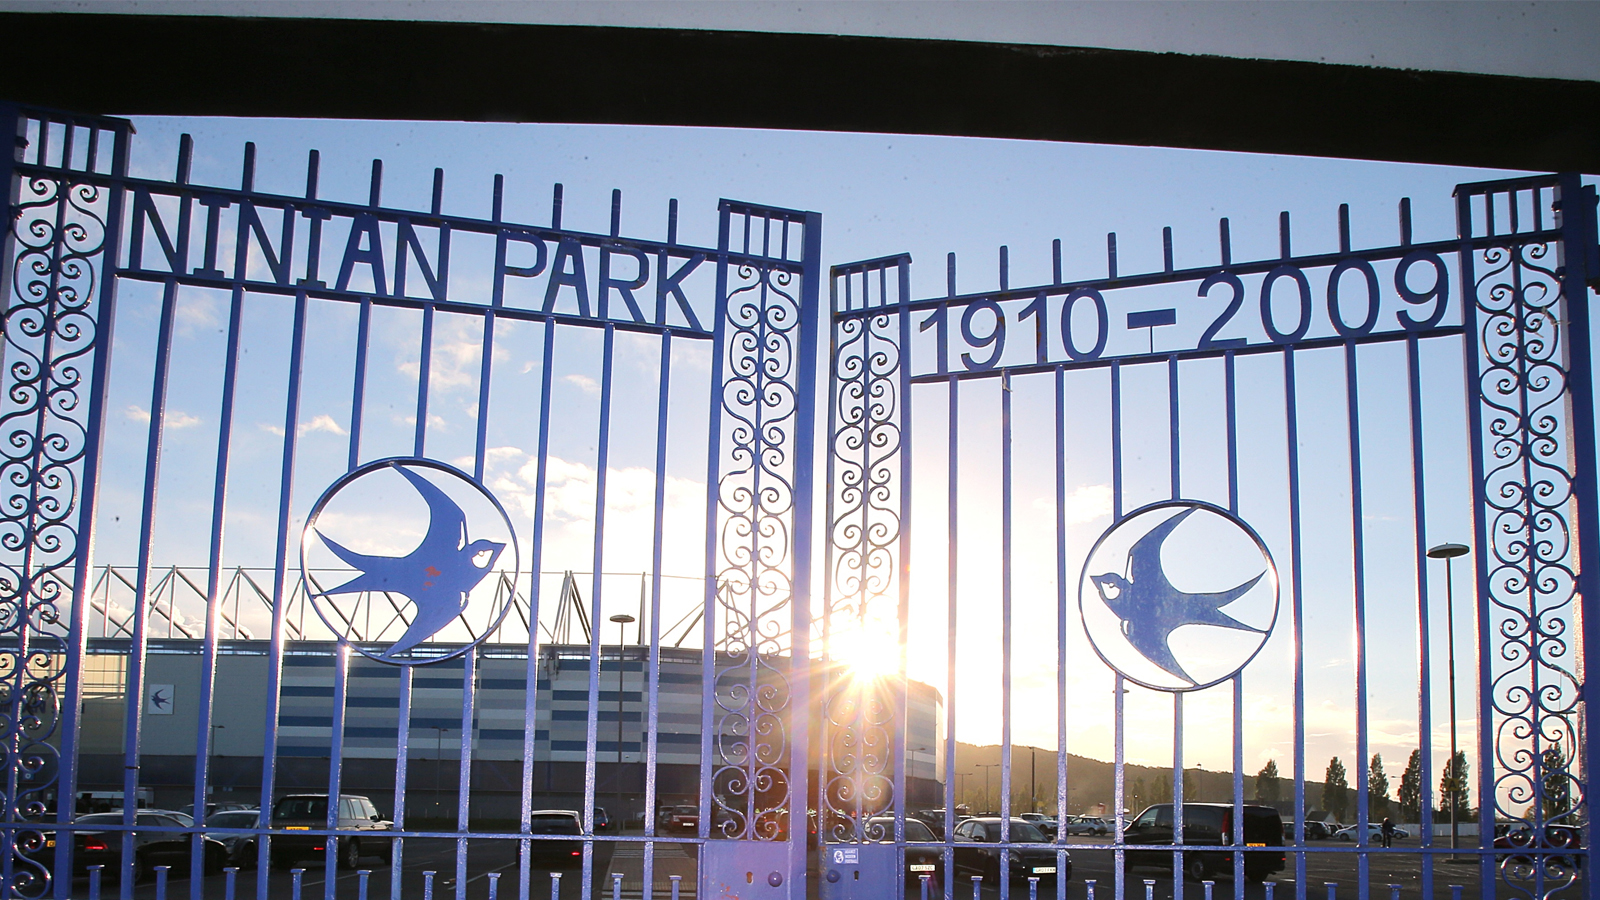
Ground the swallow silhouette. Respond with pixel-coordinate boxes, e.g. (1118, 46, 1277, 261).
(1090, 508, 1265, 684)
(149, 688, 170, 710)
(316, 464, 506, 659)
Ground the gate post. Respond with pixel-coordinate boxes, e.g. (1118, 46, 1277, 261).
(699, 201, 820, 899)
(1554, 174, 1600, 900)
(0, 108, 129, 900)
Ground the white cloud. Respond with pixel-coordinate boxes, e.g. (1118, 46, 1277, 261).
(126, 406, 200, 429)
(1029, 483, 1114, 525)
(299, 414, 348, 437)
(562, 374, 599, 394)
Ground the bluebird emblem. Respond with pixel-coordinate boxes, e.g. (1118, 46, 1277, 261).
(1079, 501, 1278, 691)
(301, 459, 520, 665)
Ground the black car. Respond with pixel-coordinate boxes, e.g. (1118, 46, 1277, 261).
(867, 816, 945, 890)
(953, 817, 1069, 885)
(1125, 803, 1285, 882)
(528, 810, 584, 868)
(34, 812, 227, 882)
(269, 794, 392, 869)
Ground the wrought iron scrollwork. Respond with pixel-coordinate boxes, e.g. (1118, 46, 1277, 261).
(1467, 190, 1585, 900)
(823, 266, 903, 842)
(712, 254, 803, 840)
(0, 145, 115, 897)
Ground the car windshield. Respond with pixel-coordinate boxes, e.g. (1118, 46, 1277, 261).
(865, 818, 937, 842)
(274, 797, 327, 820)
(528, 815, 580, 835)
(984, 822, 1046, 842)
(207, 812, 258, 827)
(76, 814, 123, 825)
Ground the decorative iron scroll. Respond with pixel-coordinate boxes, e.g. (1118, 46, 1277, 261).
(1461, 177, 1589, 900)
(709, 202, 816, 840)
(821, 257, 907, 841)
(0, 109, 128, 898)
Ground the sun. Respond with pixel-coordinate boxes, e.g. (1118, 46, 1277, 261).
(828, 617, 901, 682)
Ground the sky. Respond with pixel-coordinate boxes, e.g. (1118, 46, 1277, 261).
(61, 114, 1591, 810)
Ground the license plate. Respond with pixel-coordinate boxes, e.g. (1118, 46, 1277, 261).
(284, 826, 310, 831)
(910, 864, 937, 872)
(1032, 867, 1056, 874)
(1247, 842, 1265, 847)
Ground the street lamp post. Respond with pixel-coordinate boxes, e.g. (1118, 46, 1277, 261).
(208, 725, 225, 800)
(1428, 541, 1470, 861)
(609, 613, 636, 831)
(432, 726, 449, 820)
(977, 763, 1000, 815)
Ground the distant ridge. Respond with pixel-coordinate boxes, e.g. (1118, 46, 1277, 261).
(950, 742, 1329, 817)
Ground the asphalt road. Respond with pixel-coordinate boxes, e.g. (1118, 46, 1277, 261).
(67, 833, 1580, 900)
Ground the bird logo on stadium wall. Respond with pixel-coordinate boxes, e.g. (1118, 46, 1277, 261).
(1079, 501, 1278, 691)
(301, 459, 519, 665)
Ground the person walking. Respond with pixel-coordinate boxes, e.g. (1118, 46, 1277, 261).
(1381, 817, 1395, 848)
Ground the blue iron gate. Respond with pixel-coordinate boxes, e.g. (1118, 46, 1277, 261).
(826, 175, 1600, 900)
(1, 101, 1599, 900)
(0, 104, 820, 900)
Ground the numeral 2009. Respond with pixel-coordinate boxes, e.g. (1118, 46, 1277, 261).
(918, 252, 1449, 372)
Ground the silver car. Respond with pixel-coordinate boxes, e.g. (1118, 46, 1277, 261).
(204, 809, 262, 867)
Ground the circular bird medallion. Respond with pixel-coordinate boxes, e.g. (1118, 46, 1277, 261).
(300, 458, 520, 665)
(1078, 500, 1278, 692)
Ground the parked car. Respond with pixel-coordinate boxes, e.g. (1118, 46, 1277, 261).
(1289, 821, 1336, 841)
(31, 811, 228, 882)
(268, 794, 392, 869)
(1334, 823, 1410, 842)
(183, 802, 254, 820)
(1494, 823, 1584, 869)
(1124, 803, 1285, 882)
(953, 817, 1069, 885)
(1064, 816, 1110, 836)
(594, 807, 611, 833)
(204, 809, 262, 868)
(914, 809, 969, 837)
(1021, 813, 1059, 839)
(148, 810, 195, 827)
(867, 816, 945, 890)
(664, 806, 699, 834)
(527, 810, 584, 868)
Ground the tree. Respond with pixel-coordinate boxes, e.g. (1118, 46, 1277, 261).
(1541, 746, 1571, 818)
(1368, 753, 1390, 818)
(1398, 749, 1423, 823)
(1256, 759, 1282, 805)
(1323, 757, 1350, 822)
(1130, 776, 1146, 812)
(1439, 750, 1471, 818)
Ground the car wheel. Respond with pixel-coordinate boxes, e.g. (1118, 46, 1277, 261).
(340, 839, 361, 870)
(1184, 856, 1208, 882)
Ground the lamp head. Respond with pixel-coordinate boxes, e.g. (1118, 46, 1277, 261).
(1427, 543, 1470, 559)
(609, 614, 637, 624)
